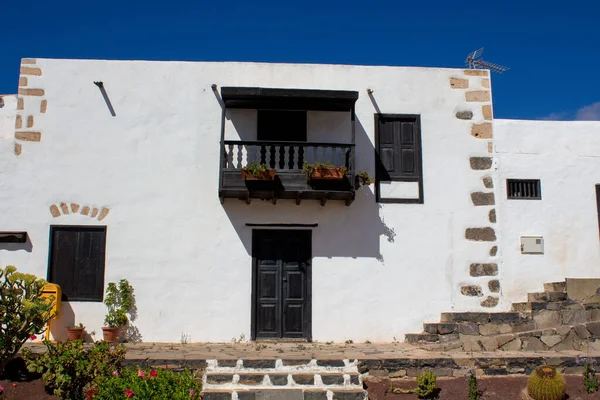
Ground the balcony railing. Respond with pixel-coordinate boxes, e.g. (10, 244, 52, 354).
(219, 140, 356, 205)
(222, 140, 354, 172)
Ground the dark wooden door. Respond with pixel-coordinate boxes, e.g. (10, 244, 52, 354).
(252, 230, 311, 340)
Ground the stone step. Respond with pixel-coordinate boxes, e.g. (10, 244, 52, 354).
(422, 322, 456, 334)
(404, 333, 440, 343)
(544, 281, 566, 293)
(202, 389, 367, 400)
(528, 291, 568, 302)
(511, 302, 547, 312)
(440, 312, 524, 324)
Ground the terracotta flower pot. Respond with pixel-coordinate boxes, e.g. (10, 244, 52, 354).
(66, 327, 85, 341)
(102, 327, 120, 343)
(311, 167, 346, 180)
(241, 169, 276, 180)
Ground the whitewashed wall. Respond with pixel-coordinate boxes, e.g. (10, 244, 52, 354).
(0, 94, 16, 139)
(495, 119, 600, 306)
(1, 59, 493, 342)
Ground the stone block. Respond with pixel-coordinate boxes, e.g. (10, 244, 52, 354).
(254, 390, 303, 400)
(98, 207, 110, 221)
(19, 77, 27, 87)
(18, 88, 44, 96)
(49, 205, 60, 217)
(457, 322, 479, 335)
(450, 77, 469, 89)
(488, 141, 493, 153)
(320, 374, 344, 385)
(466, 90, 490, 102)
(71, 203, 80, 213)
(482, 105, 493, 120)
(489, 209, 496, 223)
(15, 131, 41, 142)
(471, 123, 493, 139)
(17, 97, 24, 109)
(496, 334, 516, 347)
(388, 370, 405, 378)
(80, 206, 90, 216)
(490, 313, 522, 323)
(203, 393, 232, 400)
(463, 341, 482, 352)
(556, 325, 572, 336)
(60, 202, 69, 214)
(20, 66, 42, 76)
(540, 335, 562, 347)
(470, 157, 492, 170)
(470, 263, 498, 277)
(207, 374, 233, 383)
(481, 296, 499, 308)
(15, 115, 22, 129)
(238, 374, 265, 385)
(316, 359, 344, 367)
(551, 330, 582, 351)
(482, 175, 493, 188)
(534, 310, 561, 330)
(269, 374, 288, 386)
(293, 374, 314, 385)
(471, 192, 495, 206)
(488, 279, 500, 292)
(21, 58, 36, 64)
(456, 110, 473, 120)
(432, 368, 452, 377)
(501, 338, 522, 351)
(573, 325, 591, 339)
(237, 393, 256, 400)
(245, 360, 277, 368)
(330, 391, 365, 400)
(522, 337, 546, 351)
(465, 228, 496, 242)
(303, 391, 327, 400)
(567, 278, 600, 301)
(461, 285, 483, 297)
(481, 78, 490, 88)
(91, 208, 99, 218)
(14, 143, 21, 155)
(586, 321, 600, 336)
(27, 115, 34, 128)
(464, 69, 489, 76)
(479, 337, 498, 351)
(588, 309, 600, 322)
(562, 310, 587, 325)
(479, 323, 500, 336)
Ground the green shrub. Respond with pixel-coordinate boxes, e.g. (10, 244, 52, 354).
(0, 265, 56, 374)
(94, 366, 202, 400)
(527, 366, 566, 400)
(467, 368, 480, 400)
(414, 370, 439, 399)
(22, 340, 125, 400)
(582, 358, 599, 393)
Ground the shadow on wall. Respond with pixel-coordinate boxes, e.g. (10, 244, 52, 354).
(221, 116, 396, 262)
(0, 236, 33, 252)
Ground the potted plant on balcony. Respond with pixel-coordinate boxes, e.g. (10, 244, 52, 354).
(102, 279, 134, 343)
(356, 171, 374, 188)
(66, 322, 85, 341)
(303, 162, 347, 181)
(241, 162, 276, 181)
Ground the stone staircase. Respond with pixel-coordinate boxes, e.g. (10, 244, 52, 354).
(201, 358, 366, 400)
(405, 278, 600, 352)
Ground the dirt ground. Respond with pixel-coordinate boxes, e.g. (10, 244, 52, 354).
(0, 358, 58, 400)
(380, 375, 600, 399)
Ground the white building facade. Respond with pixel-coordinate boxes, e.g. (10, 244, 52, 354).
(0, 58, 599, 342)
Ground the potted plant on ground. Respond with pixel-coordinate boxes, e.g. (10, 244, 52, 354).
(66, 322, 85, 341)
(241, 162, 276, 180)
(102, 279, 134, 343)
(303, 162, 347, 181)
(356, 171, 374, 188)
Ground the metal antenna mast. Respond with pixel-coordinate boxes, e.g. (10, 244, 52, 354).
(465, 48, 509, 74)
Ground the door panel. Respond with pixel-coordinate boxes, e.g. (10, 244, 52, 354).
(253, 230, 311, 340)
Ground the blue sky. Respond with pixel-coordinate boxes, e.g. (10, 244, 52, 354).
(2, 0, 599, 120)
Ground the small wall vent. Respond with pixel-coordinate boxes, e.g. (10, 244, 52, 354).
(507, 179, 541, 200)
(521, 236, 544, 254)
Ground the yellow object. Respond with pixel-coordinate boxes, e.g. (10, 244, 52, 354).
(41, 283, 61, 341)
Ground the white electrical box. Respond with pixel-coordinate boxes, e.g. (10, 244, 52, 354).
(521, 236, 544, 254)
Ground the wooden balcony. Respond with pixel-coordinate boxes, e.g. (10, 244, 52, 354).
(219, 140, 356, 205)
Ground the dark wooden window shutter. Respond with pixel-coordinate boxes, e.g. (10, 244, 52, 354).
(48, 226, 106, 302)
(596, 185, 600, 239)
(375, 114, 423, 203)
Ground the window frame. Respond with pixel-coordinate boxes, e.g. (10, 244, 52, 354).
(506, 179, 542, 200)
(47, 225, 107, 302)
(374, 113, 424, 204)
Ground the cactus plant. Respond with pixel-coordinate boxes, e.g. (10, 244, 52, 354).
(527, 366, 566, 400)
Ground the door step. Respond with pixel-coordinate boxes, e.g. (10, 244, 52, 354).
(202, 358, 366, 400)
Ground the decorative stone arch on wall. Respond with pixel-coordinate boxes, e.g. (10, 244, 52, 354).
(49, 202, 110, 221)
(14, 58, 47, 156)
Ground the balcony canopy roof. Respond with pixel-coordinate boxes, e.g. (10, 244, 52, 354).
(220, 87, 359, 111)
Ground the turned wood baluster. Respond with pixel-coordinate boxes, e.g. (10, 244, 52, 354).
(274, 146, 281, 170)
(293, 146, 299, 169)
(227, 144, 233, 168)
(255, 145, 261, 166)
(265, 146, 272, 168)
(283, 144, 290, 170)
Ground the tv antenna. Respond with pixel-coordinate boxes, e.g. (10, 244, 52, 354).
(465, 48, 509, 74)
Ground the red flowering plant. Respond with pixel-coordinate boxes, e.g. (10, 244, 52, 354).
(94, 367, 202, 400)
